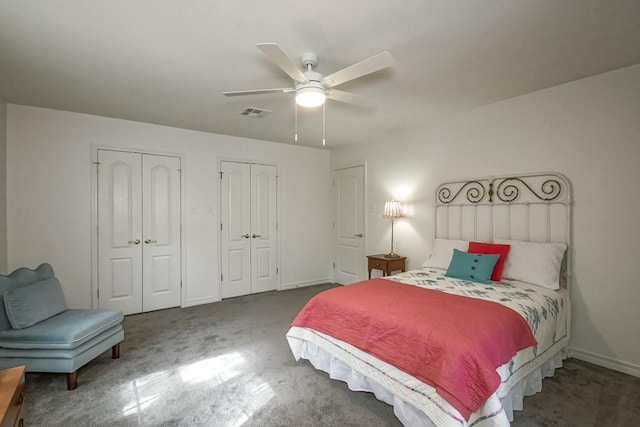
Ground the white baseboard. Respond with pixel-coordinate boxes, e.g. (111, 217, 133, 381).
(180, 280, 331, 306)
(182, 295, 221, 308)
(569, 346, 640, 378)
(279, 278, 333, 291)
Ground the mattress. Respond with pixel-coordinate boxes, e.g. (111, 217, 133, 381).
(286, 267, 570, 426)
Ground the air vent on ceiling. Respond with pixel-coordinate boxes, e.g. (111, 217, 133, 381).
(240, 107, 271, 118)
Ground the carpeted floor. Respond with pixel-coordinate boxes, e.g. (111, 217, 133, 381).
(24, 284, 640, 426)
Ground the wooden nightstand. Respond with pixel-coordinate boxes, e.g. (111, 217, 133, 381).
(367, 254, 407, 279)
(0, 365, 25, 427)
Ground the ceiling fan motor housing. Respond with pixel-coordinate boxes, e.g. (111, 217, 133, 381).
(298, 70, 324, 86)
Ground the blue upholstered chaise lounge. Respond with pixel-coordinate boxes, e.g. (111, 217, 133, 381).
(0, 263, 124, 389)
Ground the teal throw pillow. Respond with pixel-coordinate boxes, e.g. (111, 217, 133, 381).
(3, 277, 67, 329)
(445, 249, 500, 284)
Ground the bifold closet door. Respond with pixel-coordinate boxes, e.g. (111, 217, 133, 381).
(141, 154, 182, 312)
(220, 162, 251, 298)
(220, 161, 277, 298)
(249, 164, 278, 294)
(97, 150, 143, 314)
(97, 150, 181, 315)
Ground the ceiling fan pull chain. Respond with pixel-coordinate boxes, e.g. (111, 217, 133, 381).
(322, 103, 326, 146)
(294, 100, 298, 142)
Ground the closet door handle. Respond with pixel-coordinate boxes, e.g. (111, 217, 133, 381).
(355, 233, 363, 238)
(252, 234, 262, 238)
(241, 234, 250, 239)
(128, 239, 141, 245)
(144, 239, 158, 244)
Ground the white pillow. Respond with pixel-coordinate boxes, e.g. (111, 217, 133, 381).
(423, 239, 469, 269)
(493, 239, 567, 290)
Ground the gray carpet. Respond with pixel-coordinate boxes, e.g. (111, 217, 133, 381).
(24, 284, 640, 426)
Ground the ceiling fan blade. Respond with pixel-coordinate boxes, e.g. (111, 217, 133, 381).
(223, 88, 294, 96)
(323, 51, 394, 88)
(327, 89, 376, 109)
(256, 43, 308, 82)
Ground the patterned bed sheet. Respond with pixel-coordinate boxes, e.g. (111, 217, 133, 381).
(286, 268, 570, 426)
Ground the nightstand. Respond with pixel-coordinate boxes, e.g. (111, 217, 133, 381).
(367, 254, 407, 279)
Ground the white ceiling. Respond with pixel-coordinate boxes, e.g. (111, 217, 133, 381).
(1, 1, 639, 148)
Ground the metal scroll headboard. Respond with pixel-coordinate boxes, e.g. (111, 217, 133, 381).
(435, 172, 573, 282)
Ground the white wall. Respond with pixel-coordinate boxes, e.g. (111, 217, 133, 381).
(6, 105, 332, 308)
(0, 101, 6, 273)
(331, 64, 640, 376)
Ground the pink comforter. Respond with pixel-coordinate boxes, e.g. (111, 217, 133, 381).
(291, 278, 537, 420)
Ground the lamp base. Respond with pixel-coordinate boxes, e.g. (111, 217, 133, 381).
(384, 253, 401, 258)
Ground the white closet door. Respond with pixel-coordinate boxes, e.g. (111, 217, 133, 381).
(97, 150, 143, 314)
(97, 150, 182, 314)
(333, 166, 365, 284)
(221, 161, 252, 298)
(141, 154, 182, 312)
(250, 164, 278, 293)
(220, 161, 278, 298)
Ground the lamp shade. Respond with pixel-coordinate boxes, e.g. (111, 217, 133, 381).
(383, 200, 403, 218)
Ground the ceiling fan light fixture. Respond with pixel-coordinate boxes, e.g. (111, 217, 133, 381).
(296, 86, 326, 107)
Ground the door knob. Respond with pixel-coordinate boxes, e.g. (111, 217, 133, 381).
(128, 239, 141, 245)
(144, 239, 158, 244)
(242, 234, 250, 238)
(252, 234, 262, 238)
(355, 233, 363, 237)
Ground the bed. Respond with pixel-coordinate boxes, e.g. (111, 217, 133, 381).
(286, 172, 572, 426)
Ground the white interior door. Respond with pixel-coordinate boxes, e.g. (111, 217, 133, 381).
(220, 161, 277, 298)
(97, 150, 182, 314)
(97, 150, 143, 314)
(250, 164, 278, 293)
(141, 154, 182, 312)
(221, 161, 251, 298)
(333, 166, 365, 284)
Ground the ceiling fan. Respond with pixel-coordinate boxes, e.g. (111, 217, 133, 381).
(223, 43, 395, 109)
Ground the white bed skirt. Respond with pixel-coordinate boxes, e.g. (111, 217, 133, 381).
(288, 334, 567, 427)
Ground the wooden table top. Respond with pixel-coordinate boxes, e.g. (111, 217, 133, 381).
(0, 365, 25, 421)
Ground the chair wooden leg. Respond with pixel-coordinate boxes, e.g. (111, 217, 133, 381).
(112, 343, 121, 359)
(66, 343, 120, 390)
(67, 372, 78, 390)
